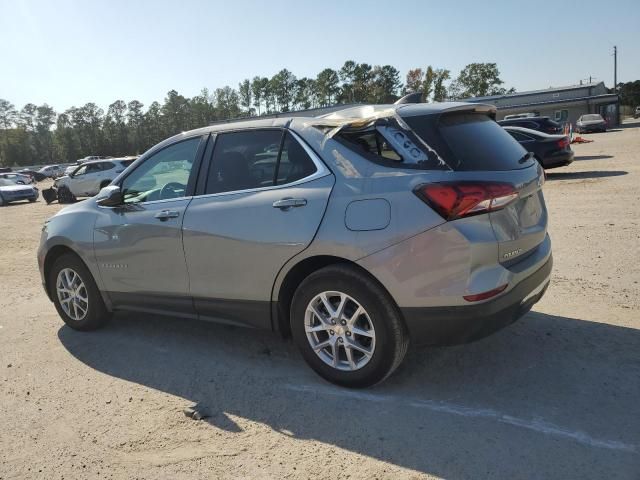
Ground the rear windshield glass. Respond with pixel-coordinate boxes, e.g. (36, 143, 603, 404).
(582, 114, 602, 121)
(404, 113, 532, 171)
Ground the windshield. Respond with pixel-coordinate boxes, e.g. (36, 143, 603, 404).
(0, 178, 17, 186)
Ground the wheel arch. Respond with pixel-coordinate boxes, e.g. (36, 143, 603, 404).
(273, 255, 399, 338)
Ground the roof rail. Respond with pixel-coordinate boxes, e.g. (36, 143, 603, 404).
(208, 103, 361, 126)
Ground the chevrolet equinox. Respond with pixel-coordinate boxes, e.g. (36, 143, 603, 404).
(38, 102, 552, 387)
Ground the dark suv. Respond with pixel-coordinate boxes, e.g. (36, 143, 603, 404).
(498, 116, 562, 134)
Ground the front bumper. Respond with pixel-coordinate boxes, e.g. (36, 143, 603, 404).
(401, 254, 552, 346)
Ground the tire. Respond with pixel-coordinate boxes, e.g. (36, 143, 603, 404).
(57, 186, 76, 204)
(99, 180, 111, 190)
(28, 198, 36, 203)
(49, 253, 110, 331)
(0, 194, 4, 206)
(290, 264, 409, 388)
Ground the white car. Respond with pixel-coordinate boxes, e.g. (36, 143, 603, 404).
(37, 165, 65, 178)
(0, 172, 35, 184)
(54, 158, 136, 199)
(64, 164, 81, 176)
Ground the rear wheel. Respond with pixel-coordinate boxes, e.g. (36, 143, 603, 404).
(99, 180, 111, 190)
(291, 265, 409, 388)
(49, 253, 110, 331)
(0, 194, 4, 206)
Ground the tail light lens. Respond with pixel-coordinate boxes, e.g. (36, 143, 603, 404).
(463, 284, 508, 302)
(557, 137, 570, 149)
(414, 182, 518, 221)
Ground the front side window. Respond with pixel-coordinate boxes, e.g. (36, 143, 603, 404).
(121, 137, 201, 204)
(73, 165, 88, 176)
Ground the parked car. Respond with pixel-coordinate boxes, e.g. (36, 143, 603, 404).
(498, 116, 562, 134)
(17, 169, 47, 182)
(503, 126, 574, 169)
(37, 165, 65, 178)
(53, 158, 136, 201)
(503, 113, 537, 120)
(77, 155, 113, 164)
(0, 178, 39, 205)
(576, 114, 607, 133)
(635, 106, 640, 119)
(0, 172, 36, 184)
(38, 102, 552, 387)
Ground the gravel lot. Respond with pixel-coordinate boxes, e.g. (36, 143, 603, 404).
(1, 121, 639, 479)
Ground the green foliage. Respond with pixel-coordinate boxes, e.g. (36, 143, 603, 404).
(452, 62, 508, 98)
(0, 60, 517, 167)
(616, 80, 640, 106)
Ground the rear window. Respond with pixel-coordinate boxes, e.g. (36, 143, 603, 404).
(405, 113, 532, 171)
(582, 114, 602, 121)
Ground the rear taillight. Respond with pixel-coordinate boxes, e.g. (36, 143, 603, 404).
(557, 137, 570, 149)
(414, 182, 518, 221)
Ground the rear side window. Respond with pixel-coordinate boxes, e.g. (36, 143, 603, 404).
(336, 118, 447, 170)
(405, 113, 531, 171)
(206, 130, 318, 194)
(276, 133, 317, 185)
(508, 131, 533, 141)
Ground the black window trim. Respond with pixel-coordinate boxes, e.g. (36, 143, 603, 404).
(193, 127, 329, 199)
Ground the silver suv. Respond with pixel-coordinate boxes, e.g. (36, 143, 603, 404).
(38, 102, 552, 387)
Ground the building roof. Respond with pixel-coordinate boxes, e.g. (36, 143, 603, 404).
(465, 82, 605, 102)
(483, 93, 619, 111)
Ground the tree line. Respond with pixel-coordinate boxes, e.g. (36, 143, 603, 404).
(0, 61, 510, 167)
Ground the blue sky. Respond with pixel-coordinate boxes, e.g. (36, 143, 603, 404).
(1, 0, 638, 111)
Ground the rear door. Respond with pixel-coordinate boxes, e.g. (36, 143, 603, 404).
(182, 129, 334, 328)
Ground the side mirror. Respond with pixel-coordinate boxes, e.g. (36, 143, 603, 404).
(96, 185, 123, 207)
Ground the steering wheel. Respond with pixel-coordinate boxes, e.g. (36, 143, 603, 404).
(159, 182, 186, 200)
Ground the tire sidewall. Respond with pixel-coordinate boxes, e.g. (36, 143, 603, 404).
(291, 267, 403, 388)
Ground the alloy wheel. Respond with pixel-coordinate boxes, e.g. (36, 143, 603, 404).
(56, 268, 89, 321)
(304, 291, 376, 371)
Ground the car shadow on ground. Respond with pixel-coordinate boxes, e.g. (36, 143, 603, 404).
(574, 155, 614, 161)
(57, 309, 640, 479)
(546, 170, 627, 180)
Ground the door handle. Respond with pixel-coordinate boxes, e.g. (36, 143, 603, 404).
(272, 198, 307, 210)
(154, 210, 180, 221)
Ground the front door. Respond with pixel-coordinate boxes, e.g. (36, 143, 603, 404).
(182, 129, 334, 328)
(94, 136, 207, 316)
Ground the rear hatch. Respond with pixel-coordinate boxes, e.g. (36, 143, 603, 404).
(402, 110, 547, 264)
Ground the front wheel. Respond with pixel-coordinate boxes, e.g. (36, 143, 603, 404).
(49, 253, 110, 331)
(291, 265, 409, 388)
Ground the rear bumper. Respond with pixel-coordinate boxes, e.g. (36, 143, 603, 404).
(401, 254, 552, 346)
(543, 150, 574, 169)
(578, 125, 606, 132)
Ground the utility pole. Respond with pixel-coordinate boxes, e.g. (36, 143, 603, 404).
(613, 46, 617, 93)
(613, 46, 619, 126)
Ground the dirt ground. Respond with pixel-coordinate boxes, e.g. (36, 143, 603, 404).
(1, 121, 639, 480)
